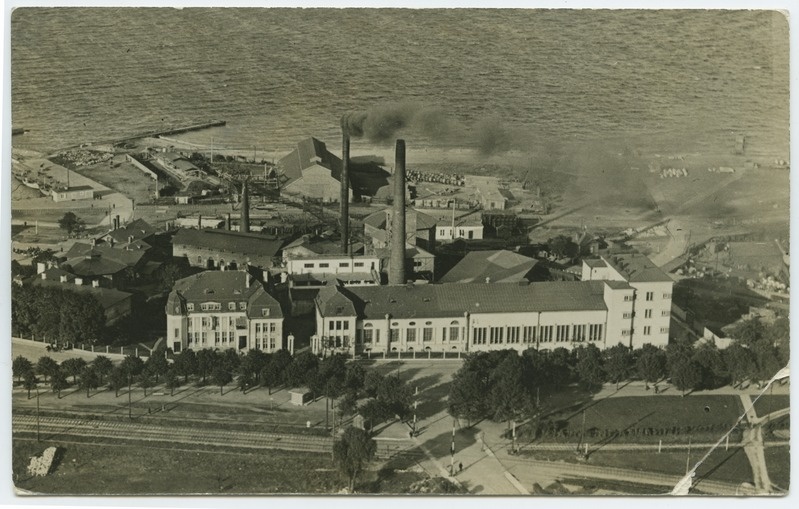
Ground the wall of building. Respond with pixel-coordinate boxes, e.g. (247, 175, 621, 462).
(169, 310, 283, 353)
(628, 281, 673, 349)
(437, 225, 484, 241)
(285, 256, 380, 275)
(284, 165, 352, 203)
(173, 244, 275, 270)
(52, 188, 94, 202)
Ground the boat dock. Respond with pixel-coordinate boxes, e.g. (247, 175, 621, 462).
(58, 120, 227, 151)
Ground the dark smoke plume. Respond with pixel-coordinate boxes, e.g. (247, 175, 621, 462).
(342, 102, 453, 143)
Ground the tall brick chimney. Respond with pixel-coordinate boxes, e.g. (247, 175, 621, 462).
(340, 119, 351, 254)
(389, 140, 407, 285)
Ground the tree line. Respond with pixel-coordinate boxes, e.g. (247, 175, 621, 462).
(449, 318, 789, 427)
(12, 284, 106, 344)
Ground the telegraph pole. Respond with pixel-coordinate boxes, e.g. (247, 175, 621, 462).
(450, 419, 456, 475)
(36, 388, 40, 443)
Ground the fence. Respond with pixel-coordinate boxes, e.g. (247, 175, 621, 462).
(13, 336, 149, 360)
(359, 350, 465, 361)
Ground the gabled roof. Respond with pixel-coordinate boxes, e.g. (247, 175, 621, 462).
(583, 258, 608, 269)
(103, 219, 157, 245)
(439, 250, 538, 284)
(603, 253, 672, 282)
(172, 228, 283, 258)
(277, 137, 344, 187)
(283, 235, 364, 257)
(363, 208, 438, 231)
(167, 271, 283, 318)
(315, 284, 357, 317)
(326, 280, 608, 320)
(64, 243, 147, 276)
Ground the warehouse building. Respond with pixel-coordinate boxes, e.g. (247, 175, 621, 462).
(172, 228, 284, 270)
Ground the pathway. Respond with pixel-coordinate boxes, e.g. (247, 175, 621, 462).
(738, 394, 773, 494)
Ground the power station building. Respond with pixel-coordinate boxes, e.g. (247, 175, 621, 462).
(166, 271, 287, 354)
(278, 137, 352, 203)
(312, 254, 673, 356)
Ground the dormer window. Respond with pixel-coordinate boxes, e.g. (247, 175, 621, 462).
(262, 309, 270, 317)
(239, 302, 247, 310)
(187, 303, 195, 311)
(228, 302, 236, 311)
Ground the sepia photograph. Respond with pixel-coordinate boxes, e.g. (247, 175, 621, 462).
(4, 2, 792, 498)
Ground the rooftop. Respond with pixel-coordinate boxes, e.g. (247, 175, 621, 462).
(416, 208, 483, 228)
(439, 250, 538, 284)
(64, 242, 147, 276)
(168, 271, 283, 319)
(318, 280, 608, 319)
(363, 208, 438, 231)
(602, 253, 672, 282)
(31, 277, 133, 309)
(278, 137, 344, 187)
(172, 228, 283, 258)
(103, 219, 157, 245)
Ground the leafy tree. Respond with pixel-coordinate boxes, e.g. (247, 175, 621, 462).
(173, 349, 198, 383)
(195, 349, 218, 384)
(145, 353, 169, 383)
(51, 370, 68, 399)
(79, 366, 100, 398)
(575, 344, 605, 391)
(211, 367, 232, 396)
(285, 351, 319, 388)
(604, 343, 633, 390)
(165, 369, 181, 396)
(448, 369, 490, 426)
(358, 399, 392, 431)
(729, 318, 765, 347)
(221, 349, 242, 373)
(159, 260, 193, 292)
(333, 427, 377, 492)
(92, 356, 114, 385)
(670, 357, 702, 396)
(376, 375, 412, 420)
(13, 356, 33, 383)
(237, 373, 252, 393)
(546, 347, 575, 389)
(752, 340, 782, 382)
(61, 357, 87, 383)
(108, 366, 127, 397)
(723, 343, 757, 388)
(635, 344, 667, 389)
(58, 211, 85, 236)
(241, 349, 268, 383)
(338, 391, 359, 423)
(344, 363, 366, 393)
(138, 371, 155, 397)
(36, 356, 59, 382)
(120, 355, 145, 378)
(489, 354, 533, 425)
(548, 235, 579, 259)
(363, 371, 384, 398)
(692, 343, 728, 390)
(23, 370, 38, 399)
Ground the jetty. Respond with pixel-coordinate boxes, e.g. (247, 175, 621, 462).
(58, 120, 226, 151)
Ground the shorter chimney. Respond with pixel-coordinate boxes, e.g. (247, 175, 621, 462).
(41, 272, 47, 280)
(226, 213, 232, 231)
(75, 277, 83, 285)
(37, 262, 46, 274)
(60, 275, 68, 283)
(198, 215, 203, 229)
(92, 279, 100, 288)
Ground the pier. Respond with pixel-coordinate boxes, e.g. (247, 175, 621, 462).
(58, 120, 226, 151)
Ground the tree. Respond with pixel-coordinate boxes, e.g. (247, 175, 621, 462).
(92, 356, 114, 385)
(604, 343, 633, 390)
(196, 349, 218, 384)
(448, 369, 490, 426)
(237, 373, 252, 393)
(575, 344, 605, 391)
(729, 318, 765, 347)
(635, 344, 667, 389)
(36, 356, 59, 383)
(363, 371, 384, 398)
(138, 371, 155, 397)
(145, 353, 169, 383)
(165, 369, 181, 396)
(58, 211, 85, 236)
(285, 351, 319, 389)
(358, 399, 392, 431)
(545, 347, 575, 389)
(489, 355, 533, 425)
(692, 343, 728, 390)
(173, 349, 197, 383)
(548, 235, 579, 259)
(61, 357, 87, 384)
(51, 370, 68, 399)
(120, 355, 145, 378)
(333, 427, 377, 492)
(108, 366, 127, 397)
(13, 356, 33, 383)
(337, 391, 359, 423)
(261, 349, 292, 393)
(344, 363, 366, 393)
(23, 370, 38, 399)
(241, 349, 268, 383)
(670, 357, 702, 396)
(211, 367, 232, 396)
(221, 349, 242, 373)
(723, 343, 757, 388)
(79, 366, 100, 398)
(158, 260, 192, 292)
(376, 375, 412, 420)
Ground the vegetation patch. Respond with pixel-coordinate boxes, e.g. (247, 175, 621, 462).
(764, 446, 790, 492)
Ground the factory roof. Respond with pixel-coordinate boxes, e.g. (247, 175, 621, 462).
(167, 271, 282, 319)
(278, 137, 344, 187)
(416, 209, 483, 228)
(58, 185, 94, 192)
(363, 208, 438, 231)
(583, 258, 607, 269)
(439, 250, 538, 284)
(283, 235, 364, 257)
(317, 280, 608, 319)
(172, 228, 283, 258)
(602, 253, 672, 282)
(31, 276, 133, 310)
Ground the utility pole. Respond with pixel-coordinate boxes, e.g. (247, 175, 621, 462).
(128, 376, 132, 420)
(685, 436, 692, 475)
(450, 419, 456, 475)
(577, 409, 586, 454)
(36, 388, 40, 443)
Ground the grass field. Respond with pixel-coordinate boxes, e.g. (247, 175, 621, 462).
(752, 395, 790, 418)
(549, 395, 743, 440)
(764, 446, 790, 492)
(524, 445, 753, 486)
(74, 155, 157, 206)
(13, 436, 425, 495)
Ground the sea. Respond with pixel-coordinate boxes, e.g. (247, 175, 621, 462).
(10, 8, 790, 159)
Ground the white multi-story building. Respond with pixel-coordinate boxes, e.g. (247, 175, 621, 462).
(312, 252, 673, 356)
(166, 271, 286, 354)
(581, 253, 673, 349)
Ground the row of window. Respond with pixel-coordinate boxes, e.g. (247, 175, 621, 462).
(623, 292, 673, 302)
(622, 326, 670, 336)
(473, 324, 604, 345)
(188, 302, 247, 312)
(302, 261, 368, 269)
(624, 309, 671, 319)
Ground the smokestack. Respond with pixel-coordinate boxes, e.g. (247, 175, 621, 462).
(340, 119, 350, 254)
(389, 139, 407, 285)
(241, 180, 250, 233)
(198, 215, 202, 229)
(226, 213, 232, 231)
